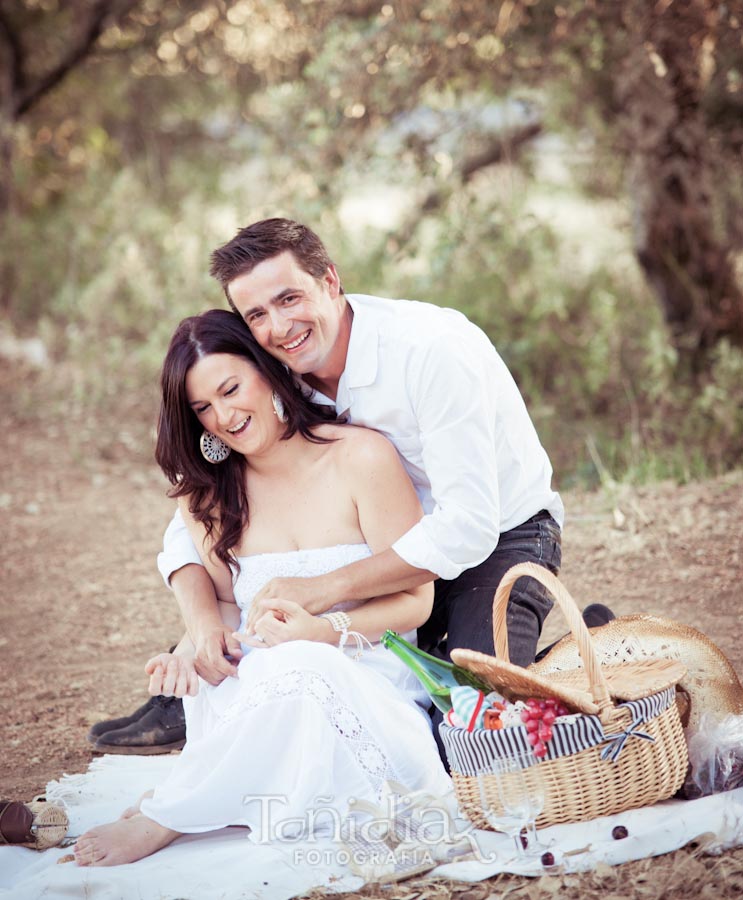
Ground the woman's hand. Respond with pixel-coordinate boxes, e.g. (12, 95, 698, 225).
(234, 599, 331, 648)
(244, 576, 332, 635)
(144, 653, 200, 698)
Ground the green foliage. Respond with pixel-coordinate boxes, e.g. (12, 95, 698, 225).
(8, 120, 743, 487)
(333, 185, 743, 488)
(3, 0, 743, 488)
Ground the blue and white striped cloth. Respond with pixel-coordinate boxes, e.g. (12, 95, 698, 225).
(440, 687, 676, 774)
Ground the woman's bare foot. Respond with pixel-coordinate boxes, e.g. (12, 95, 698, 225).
(74, 813, 179, 866)
(119, 789, 155, 820)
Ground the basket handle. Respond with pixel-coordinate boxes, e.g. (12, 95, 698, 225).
(492, 562, 612, 709)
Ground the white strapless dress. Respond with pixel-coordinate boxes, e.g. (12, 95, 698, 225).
(140, 544, 451, 836)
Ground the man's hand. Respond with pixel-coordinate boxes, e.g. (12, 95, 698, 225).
(245, 576, 332, 636)
(235, 598, 330, 648)
(145, 653, 199, 698)
(192, 624, 244, 685)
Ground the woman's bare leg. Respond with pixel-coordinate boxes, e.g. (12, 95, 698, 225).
(119, 789, 154, 820)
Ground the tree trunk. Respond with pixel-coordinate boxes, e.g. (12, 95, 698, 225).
(614, 0, 743, 372)
(0, 1, 140, 314)
(0, 120, 16, 313)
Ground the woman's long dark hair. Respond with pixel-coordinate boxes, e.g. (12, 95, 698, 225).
(155, 309, 338, 569)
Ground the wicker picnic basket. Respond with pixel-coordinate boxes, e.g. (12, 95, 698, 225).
(441, 562, 690, 829)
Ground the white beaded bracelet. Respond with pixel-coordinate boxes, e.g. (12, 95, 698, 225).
(320, 611, 373, 660)
(321, 611, 352, 637)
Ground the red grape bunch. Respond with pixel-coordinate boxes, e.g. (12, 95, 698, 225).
(520, 697, 570, 758)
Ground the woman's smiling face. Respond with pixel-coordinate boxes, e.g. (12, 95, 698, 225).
(186, 353, 280, 456)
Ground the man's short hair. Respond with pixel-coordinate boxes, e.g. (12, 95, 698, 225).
(210, 218, 341, 309)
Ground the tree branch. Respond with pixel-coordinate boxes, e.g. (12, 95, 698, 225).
(461, 122, 542, 182)
(14, 0, 140, 119)
(0, 6, 27, 101)
(391, 121, 543, 249)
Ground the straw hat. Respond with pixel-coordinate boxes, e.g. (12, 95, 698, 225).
(530, 614, 743, 733)
(451, 562, 688, 717)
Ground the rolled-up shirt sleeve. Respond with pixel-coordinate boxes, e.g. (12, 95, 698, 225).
(391, 332, 500, 580)
(157, 506, 204, 587)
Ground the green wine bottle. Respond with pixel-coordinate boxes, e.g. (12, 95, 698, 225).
(380, 630, 491, 713)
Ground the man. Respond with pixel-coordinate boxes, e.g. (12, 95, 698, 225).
(91, 218, 608, 754)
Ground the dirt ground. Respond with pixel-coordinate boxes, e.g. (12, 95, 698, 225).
(1, 368, 742, 895)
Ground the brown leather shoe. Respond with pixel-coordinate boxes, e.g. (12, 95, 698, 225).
(87, 695, 165, 742)
(93, 695, 186, 755)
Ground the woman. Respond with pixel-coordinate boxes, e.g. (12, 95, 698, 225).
(74, 309, 450, 866)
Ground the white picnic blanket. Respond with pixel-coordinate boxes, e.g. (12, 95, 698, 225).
(1, 755, 742, 899)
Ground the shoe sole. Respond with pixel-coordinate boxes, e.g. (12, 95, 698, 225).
(86, 727, 141, 744)
(92, 739, 186, 756)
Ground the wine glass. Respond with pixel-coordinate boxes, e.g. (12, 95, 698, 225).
(475, 752, 546, 857)
(512, 750, 546, 853)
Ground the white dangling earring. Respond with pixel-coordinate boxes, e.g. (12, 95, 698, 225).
(200, 430, 231, 463)
(272, 391, 288, 424)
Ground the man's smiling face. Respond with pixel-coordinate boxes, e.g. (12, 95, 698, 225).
(228, 250, 346, 379)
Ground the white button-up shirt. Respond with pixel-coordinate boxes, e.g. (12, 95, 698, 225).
(158, 293, 563, 584)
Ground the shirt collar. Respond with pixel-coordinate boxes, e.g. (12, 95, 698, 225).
(344, 295, 379, 388)
(296, 294, 379, 412)
(335, 294, 379, 413)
